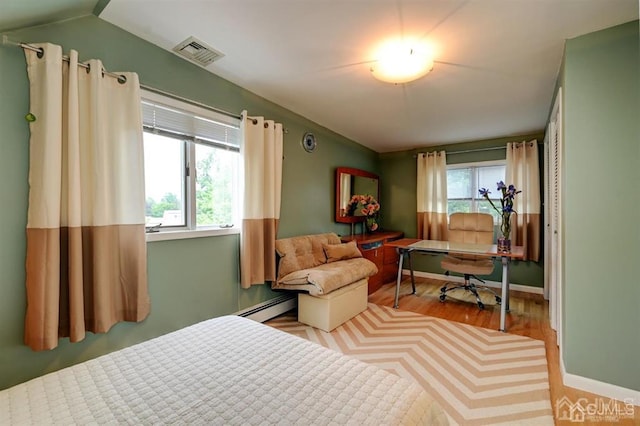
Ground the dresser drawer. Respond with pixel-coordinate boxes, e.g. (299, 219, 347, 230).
(382, 264, 398, 285)
(383, 246, 399, 264)
(340, 231, 404, 294)
(362, 247, 383, 264)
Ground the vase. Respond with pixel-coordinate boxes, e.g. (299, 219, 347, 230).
(365, 217, 378, 233)
(497, 236, 511, 253)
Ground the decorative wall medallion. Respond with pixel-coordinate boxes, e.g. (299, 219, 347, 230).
(302, 132, 317, 153)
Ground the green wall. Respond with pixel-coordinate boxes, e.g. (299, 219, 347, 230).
(0, 15, 377, 389)
(379, 133, 545, 287)
(561, 20, 639, 391)
(4, 11, 636, 396)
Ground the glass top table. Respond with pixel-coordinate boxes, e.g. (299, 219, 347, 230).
(385, 238, 524, 332)
(407, 239, 524, 258)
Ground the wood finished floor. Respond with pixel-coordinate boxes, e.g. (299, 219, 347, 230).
(368, 276, 639, 426)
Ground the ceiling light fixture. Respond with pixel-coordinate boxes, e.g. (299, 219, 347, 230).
(370, 39, 434, 84)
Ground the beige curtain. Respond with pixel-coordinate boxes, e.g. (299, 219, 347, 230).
(416, 151, 448, 240)
(506, 140, 541, 261)
(24, 43, 149, 351)
(240, 112, 283, 288)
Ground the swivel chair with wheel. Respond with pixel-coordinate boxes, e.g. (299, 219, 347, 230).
(439, 212, 501, 310)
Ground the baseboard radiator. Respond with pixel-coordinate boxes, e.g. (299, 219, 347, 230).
(235, 294, 297, 323)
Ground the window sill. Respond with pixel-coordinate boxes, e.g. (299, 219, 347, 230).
(146, 227, 240, 242)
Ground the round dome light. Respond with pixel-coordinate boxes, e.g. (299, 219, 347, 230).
(370, 39, 434, 84)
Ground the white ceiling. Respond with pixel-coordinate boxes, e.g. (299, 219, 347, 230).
(99, 1, 635, 152)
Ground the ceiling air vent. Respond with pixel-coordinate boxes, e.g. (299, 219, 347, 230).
(172, 36, 224, 67)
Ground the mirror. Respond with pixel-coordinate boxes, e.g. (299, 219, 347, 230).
(335, 167, 379, 223)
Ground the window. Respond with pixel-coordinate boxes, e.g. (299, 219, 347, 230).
(142, 90, 241, 237)
(447, 161, 506, 223)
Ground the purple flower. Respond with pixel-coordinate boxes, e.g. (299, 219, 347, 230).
(478, 181, 523, 239)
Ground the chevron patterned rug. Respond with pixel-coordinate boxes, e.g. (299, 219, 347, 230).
(266, 303, 553, 425)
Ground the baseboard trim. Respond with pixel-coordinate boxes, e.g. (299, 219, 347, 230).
(558, 325, 638, 405)
(235, 294, 296, 323)
(404, 270, 544, 295)
(562, 370, 640, 406)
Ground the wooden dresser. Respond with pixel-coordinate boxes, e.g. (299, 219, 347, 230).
(341, 230, 404, 294)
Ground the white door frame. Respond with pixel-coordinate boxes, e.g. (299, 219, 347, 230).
(545, 87, 563, 348)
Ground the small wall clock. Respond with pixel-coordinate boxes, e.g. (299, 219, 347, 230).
(301, 132, 317, 153)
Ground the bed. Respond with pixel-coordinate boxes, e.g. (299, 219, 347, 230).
(0, 315, 447, 425)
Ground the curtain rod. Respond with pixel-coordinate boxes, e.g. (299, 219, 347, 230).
(137, 86, 289, 132)
(4, 36, 129, 83)
(140, 84, 242, 120)
(415, 140, 542, 157)
(447, 146, 507, 155)
(136, 85, 288, 133)
(4, 36, 289, 132)
(415, 146, 504, 157)
(3, 36, 241, 120)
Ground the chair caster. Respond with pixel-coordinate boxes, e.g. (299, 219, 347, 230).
(495, 296, 502, 304)
(440, 286, 448, 293)
(477, 301, 485, 310)
(439, 294, 446, 302)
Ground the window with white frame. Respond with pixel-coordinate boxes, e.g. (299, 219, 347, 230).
(141, 90, 241, 233)
(447, 161, 506, 223)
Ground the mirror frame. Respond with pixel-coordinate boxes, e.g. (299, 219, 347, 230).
(335, 167, 379, 223)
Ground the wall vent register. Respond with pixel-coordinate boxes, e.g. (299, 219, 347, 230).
(172, 36, 224, 67)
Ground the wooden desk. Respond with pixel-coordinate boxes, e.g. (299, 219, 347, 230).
(385, 238, 524, 332)
(341, 231, 403, 294)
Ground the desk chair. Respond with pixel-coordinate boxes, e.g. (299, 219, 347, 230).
(440, 212, 501, 310)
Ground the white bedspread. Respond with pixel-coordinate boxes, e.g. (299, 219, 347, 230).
(1, 315, 447, 425)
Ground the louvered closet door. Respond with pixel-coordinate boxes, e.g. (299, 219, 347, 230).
(545, 88, 563, 347)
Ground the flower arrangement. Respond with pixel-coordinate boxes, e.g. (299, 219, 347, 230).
(479, 181, 521, 246)
(346, 194, 380, 232)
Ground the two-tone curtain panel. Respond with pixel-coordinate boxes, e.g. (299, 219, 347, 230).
(416, 151, 448, 240)
(240, 112, 283, 288)
(506, 140, 541, 261)
(24, 43, 149, 351)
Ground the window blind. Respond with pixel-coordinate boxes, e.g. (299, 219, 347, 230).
(142, 99, 240, 151)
